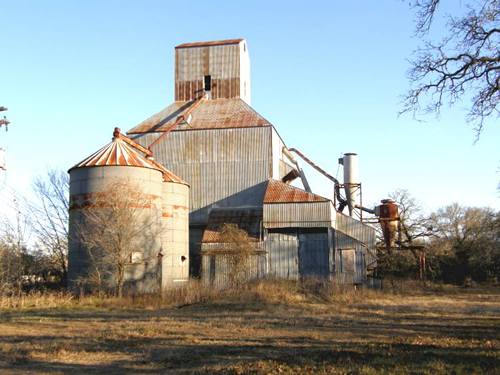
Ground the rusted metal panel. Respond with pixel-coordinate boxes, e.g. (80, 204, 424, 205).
(132, 127, 273, 224)
(176, 39, 244, 49)
(263, 201, 334, 229)
(68, 129, 187, 185)
(128, 99, 270, 134)
(175, 42, 244, 102)
(375, 199, 399, 249)
(69, 137, 157, 171)
(264, 180, 329, 203)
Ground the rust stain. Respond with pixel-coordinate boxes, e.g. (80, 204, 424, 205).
(175, 38, 243, 49)
(68, 129, 188, 186)
(171, 205, 188, 210)
(264, 180, 329, 204)
(69, 191, 162, 211)
(128, 99, 270, 134)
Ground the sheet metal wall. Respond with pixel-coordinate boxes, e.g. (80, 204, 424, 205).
(133, 127, 272, 225)
(201, 228, 372, 286)
(263, 201, 334, 228)
(271, 127, 297, 180)
(175, 43, 251, 103)
(334, 231, 367, 284)
(335, 212, 377, 268)
(266, 232, 299, 280)
(265, 230, 331, 280)
(335, 212, 376, 246)
(298, 232, 330, 278)
(201, 243, 266, 289)
(68, 166, 164, 294)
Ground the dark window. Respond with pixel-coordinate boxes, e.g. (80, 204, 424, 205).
(204, 75, 211, 91)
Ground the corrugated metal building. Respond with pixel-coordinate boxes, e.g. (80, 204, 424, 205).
(127, 38, 376, 285)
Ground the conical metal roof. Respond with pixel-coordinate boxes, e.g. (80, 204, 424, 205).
(70, 138, 155, 170)
(69, 128, 188, 185)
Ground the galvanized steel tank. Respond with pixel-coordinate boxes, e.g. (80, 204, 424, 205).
(67, 128, 189, 293)
(342, 153, 360, 217)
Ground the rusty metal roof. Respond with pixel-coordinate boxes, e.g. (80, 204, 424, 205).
(69, 129, 188, 185)
(202, 207, 263, 243)
(127, 98, 271, 134)
(264, 180, 329, 204)
(176, 39, 244, 49)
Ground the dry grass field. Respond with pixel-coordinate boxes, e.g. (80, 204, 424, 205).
(0, 281, 498, 374)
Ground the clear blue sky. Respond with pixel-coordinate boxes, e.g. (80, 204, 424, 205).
(1, 0, 498, 214)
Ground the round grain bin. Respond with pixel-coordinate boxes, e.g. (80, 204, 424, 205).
(67, 128, 189, 294)
(158, 169, 190, 288)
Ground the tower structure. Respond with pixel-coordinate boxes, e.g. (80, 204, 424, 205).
(124, 39, 377, 284)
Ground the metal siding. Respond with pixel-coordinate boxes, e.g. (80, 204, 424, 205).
(68, 166, 165, 293)
(133, 127, 272, 225)
(266, 232, 299, 280)
(128, 99, 270, 134)
(200, 243, 266, 289)
(175, 44, 242, 101)
(298, 232, 330, 278)
(271, 127, 282, 180)
(334, 231, 367, 284)
(263, 201, 333, 228)
(335, 212, 376, 247)
(335, 212, 377, 268)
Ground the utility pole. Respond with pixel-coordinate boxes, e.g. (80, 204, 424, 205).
(0, 106, 9, 172)
(0, 106, 9, 130)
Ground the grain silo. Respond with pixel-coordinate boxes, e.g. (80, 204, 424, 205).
(68, 128, 189, 294)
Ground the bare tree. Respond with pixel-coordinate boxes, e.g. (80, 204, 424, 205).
(0, 202, 30, 295)
(386, 189, 433, 280)
(404, 0, 499, 138)
(389, 189, 431, 248)
(29, 169, 69, 284)
(76, 180, 161, 297)
(218, 224, 254, 287)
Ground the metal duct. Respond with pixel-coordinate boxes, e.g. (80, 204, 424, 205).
(342, 153, 360, 217)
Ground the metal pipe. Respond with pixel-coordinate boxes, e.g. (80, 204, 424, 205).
(288, 147, 340, 184)
(286, 147, 347, 208)
(147, 96, 205, 151)
(355, 204, 375, 214)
